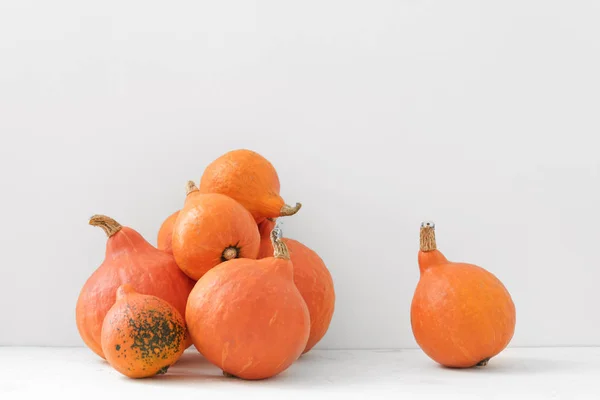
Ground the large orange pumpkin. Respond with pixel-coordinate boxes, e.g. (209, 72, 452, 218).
(172, 181, 260, 281)
(258, 219, 335, 354)
(186, 229, 310, 380)
(76, 215, 195, 359)
(411, 221, 516, 368)
(199, 149, 301, 223)
(101, 284, 187, 378)
(157, 210, 179, 254)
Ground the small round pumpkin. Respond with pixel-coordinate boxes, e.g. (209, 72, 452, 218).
(157, 210, 179, 254)
(199, 149, 301, 223)
(186, 229, 310, 380)
(101, 284, 186, 378)
(258, 219, 335, 354)
(172, 181, 260, 281)
(411, 222, 516, 368)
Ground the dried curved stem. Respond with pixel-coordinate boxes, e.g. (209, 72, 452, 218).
(270, 227, 290, 260)
(186, 180, 199, 195)
(89, 214, 122, 237)
(420, 221, 437, 252)
(279, 202, 302, 217)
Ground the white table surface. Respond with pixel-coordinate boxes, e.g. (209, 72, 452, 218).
(1, 347, 598, 399)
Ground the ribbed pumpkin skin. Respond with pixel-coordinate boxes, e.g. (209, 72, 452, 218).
(172, 192, 260, 281)
(257, 220, 335, 354)
(198, 149, 292, 223)
(157, 210, 179, 254)
(186, 256, 310, 380)
(76, 223, 195, 359)
(101, 285, 186, 378)
(411, 226, 516, 368)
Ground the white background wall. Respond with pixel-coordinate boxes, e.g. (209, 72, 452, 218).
(1, 0, 599, 349)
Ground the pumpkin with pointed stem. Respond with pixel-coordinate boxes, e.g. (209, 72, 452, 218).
(411, 221, 516, 368)
(76, 215, 194, 359)
(186, 228, 310, 380)
(199, 149, 301, 223)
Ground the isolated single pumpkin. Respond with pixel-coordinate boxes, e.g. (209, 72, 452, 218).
(157, 210, 179, 254)
(199, 149, 301, 223)
(258, 219, 335, 354)
(172, 181, 260, 281)
(186, 229, 310, 380)
(411, 222, 516, 368)
(76, 215, 195, 359)
(101, 284, 186, 378)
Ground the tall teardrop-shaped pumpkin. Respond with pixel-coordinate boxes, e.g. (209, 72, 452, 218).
(258, 219, 335, 354)
(411, 222, 516, 368)
(186, 228, 310, 380)
(101, 284, 187, 378)
(199, 149, 301, 223)
(157, 210, 179, 255)
(172, 181, 260, 281)
(76, 215, 195, 359)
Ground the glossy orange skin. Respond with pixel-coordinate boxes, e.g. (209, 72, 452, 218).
(199, 149, 286, 223)
(258, 220, 335, 354)
(157, 210, 179, 254)
(101, 285, 186, 378)
(172, 192, 260, 281)
(76, 227, 195, 359)
(186, 255, 310, 380)
(411, 249, 516, 368)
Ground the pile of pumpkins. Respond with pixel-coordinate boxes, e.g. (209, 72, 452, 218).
(76, 148, 518, 380)
(76, 149, 336, 380)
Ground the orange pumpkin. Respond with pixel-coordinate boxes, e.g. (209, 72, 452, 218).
(411, 222, 516, 368)
(186, 228, 310, 380)
(199, 149, 301, 223)
(157, 210, 179, 254)
(101, 284, 186, 378)
(172, 181, 260, 281)
(76, 215, 195, 359)
(258, 219, 335, 354)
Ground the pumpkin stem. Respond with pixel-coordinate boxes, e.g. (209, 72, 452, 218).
(186, 180, 199, 195)
(89, 214, 123, 237)
(280, 202, 302, 217)
(476, 357, 491, 367)
(221, 246, 239, 262)
(420, 221, 437, 252)
(271, 226, 290, 260)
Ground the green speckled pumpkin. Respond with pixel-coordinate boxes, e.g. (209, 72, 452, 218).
(101, 284, 187, 378)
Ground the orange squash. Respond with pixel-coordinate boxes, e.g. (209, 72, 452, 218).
(101, 284, 186, 378)
(411, 222, 516, 368)
(157, 210, 179, 254)
(76, 215, 195, 359)
(172, 181, 260, 281)
(186, 228, 310, 380)
(258, 219, 335, 354)
(199, 149, 301, 223)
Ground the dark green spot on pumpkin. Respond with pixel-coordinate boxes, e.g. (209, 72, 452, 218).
(126, 305, 184, 364)
(157, 365, 170, 375)
(115, 344, 121, 351)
